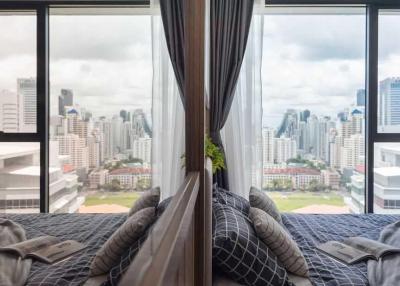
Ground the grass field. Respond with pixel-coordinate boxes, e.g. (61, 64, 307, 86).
(267, 191, 346, 212)
(82, 190, 346, 213)
(83, 191, 140, 208)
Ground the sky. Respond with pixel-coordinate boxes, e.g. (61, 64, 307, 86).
(0, 9, 399, 125)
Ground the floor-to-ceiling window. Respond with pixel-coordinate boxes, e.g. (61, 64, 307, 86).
(0, 11, 41, 213)
(48, 8, 152, 213)
(262, 7, 366, 214)
(373, 9, 400, 214)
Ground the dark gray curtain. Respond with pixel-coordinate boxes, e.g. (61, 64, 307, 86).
(210, 0, 254, 189)
(159, 0, 186, 106)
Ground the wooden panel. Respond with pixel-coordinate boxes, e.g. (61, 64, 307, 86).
(119, 172, 200, 286)
(184, 0, 207, 285)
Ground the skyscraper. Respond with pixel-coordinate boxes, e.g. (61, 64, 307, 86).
(58, 89, 74, 116)
(379, 77, 400, 128)
(0, 90, 18, 132)
(356, 89, 365, 107)
(18, 78, 36, 132)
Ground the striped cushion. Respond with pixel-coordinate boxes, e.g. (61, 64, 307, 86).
(89, 207, 156, 276)
(249, 207, 309, 277)
(249, 187, 282, 224)
(128, 187, 160, 217)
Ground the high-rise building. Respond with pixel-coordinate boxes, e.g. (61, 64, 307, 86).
(262, 128, 275, 165)
(0, 90, 18, 132)
(357, 89, 365, 107)
(58, 89, 74, 116)
(341, 134, 365, 169)
(379, 77, 400, 128)
(18, 78, 36, 132)
(274, 137, 297, 164)
(132, 136, 152, 164)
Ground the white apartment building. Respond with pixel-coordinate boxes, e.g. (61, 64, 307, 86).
(262, 128, 275, 165)
(56, 133, 89, 170)
(89, 169, 109, 189)
(0, 142, 80, 213)
(263, 167, 321, 189)
(341, 134, 365, 170)
(321, 169, 340, 190)
(17, 78, 36, 133)
(274, 137, 297, 164)
(0, 90, 19, 133)
(132, 136, 152, 164)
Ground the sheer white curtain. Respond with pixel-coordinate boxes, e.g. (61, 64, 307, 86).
(151, 1, 185, 199)
(221, 11, 264, 198)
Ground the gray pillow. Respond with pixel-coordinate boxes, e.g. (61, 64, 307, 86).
(89, 207, 156, 276)
(249, 186, 282, 224)
(128, 187, 160, 217)
(249, 207, 309, 277)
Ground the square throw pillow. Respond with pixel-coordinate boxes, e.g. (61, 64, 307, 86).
(213, 185, 250, 215)
(249, 186, 282, 224)
(249, 207, 309, 278)
(90, 207, 156, 276)
(128, 187, 160, 217)
(212, 202, 291, 286)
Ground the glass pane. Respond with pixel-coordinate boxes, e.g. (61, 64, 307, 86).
(49, 9, 152, 213)
(0, 12, 36, 133)
(378, 10, 400, 133)
(374, 143, 400, 214)
(0, 142, 40, 213)
(262, 8, 366, 214)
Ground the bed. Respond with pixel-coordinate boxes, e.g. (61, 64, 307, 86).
(214, 212, 400, 286)
(0, 213, 126, 286)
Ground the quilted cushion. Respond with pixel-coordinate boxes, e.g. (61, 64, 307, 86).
(249, 187, 282, 224)
(212, 202, 291, 286)
(128, 187, 160, 217)
(249, 207, 309, 277)
(213, 186, 250, 215)
(90, 207, 156, 276)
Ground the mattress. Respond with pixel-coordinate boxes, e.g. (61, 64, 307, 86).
(0, 213, 126, 286)
(283, 213, 400, 286)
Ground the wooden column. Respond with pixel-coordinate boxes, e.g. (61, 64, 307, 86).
(184, 0, 208, 285)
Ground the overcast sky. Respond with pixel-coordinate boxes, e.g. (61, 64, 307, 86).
(0, 11, 399, 125)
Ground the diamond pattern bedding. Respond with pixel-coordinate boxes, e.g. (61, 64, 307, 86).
(0, 213, 126, 286)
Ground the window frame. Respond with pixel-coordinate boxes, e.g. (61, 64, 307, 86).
(0, 0, 399, 213)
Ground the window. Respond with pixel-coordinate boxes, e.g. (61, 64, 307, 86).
(262, 7, 366, 214)
(0, 12, 37, 133)
(49, 8, 152, 213)
(0, 11, 40, 213)
(378, 10, 400, 133)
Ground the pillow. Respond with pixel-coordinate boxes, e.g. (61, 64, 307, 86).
(90, 207, 156, 276)
(156, 196, 173, 217)
(102, 232, 149, 286)
(249, 207, 309, 277)
(249, 187, 282, 224)
(212, 202, 290, 286)
(128, 187, 160, 217)
(213, 186, 250, 215)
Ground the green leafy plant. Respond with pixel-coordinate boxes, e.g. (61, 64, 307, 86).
(180, 136, 226, 174)
(205, 136, 226, 174)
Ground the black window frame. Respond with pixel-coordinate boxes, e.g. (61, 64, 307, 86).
(0, 0, 398, 213)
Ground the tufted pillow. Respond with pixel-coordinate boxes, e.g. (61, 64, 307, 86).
(213, 186, 250, 215)
(249, 186, 282, 224)
(212, 202, 291, 286)
(90, 207, 156, 276)
(249, 208, 309, 277)
(128, 187, 160, 217)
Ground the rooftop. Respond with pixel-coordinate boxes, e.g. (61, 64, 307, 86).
(0, 143, 39, 160)
(109, 167, 151, 175)
(264, 167, 320, 176)
(374, 167, 400, 177)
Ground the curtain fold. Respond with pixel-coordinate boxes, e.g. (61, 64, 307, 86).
(221, 14, 264, 198)
(151, 2, 185, 199)
(210, 0, 255, 189)
(159, 0, 185, 106)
